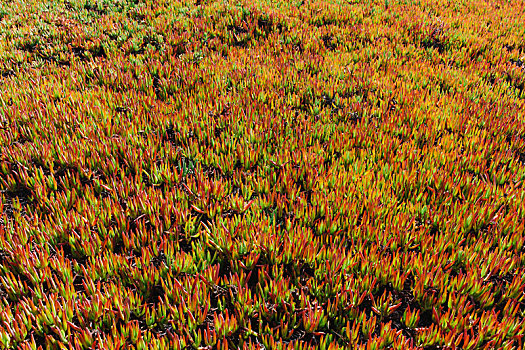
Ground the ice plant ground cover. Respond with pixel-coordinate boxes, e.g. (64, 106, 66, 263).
(0, 0, 524, 348)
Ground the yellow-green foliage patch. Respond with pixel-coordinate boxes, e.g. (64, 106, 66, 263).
(1, 0, 525, 348)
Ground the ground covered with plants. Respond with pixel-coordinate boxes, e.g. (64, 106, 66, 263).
(0, 0, 524, 348)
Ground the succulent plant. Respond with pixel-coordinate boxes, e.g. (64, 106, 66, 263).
(0, 0, 524, 348)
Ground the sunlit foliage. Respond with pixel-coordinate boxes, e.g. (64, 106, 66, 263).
(0, 0, 525, 348)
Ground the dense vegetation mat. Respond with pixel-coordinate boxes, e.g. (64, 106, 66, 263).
(1, 0, 525, 348)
